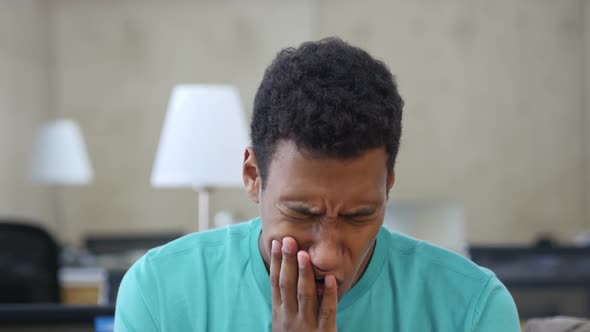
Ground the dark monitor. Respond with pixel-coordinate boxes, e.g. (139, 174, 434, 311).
(470, 246, 590, 318)
(85, 233, 182, 256)
(469, 246, 590, 288)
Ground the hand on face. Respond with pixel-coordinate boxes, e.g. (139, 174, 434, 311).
(271, 237, 338, 332)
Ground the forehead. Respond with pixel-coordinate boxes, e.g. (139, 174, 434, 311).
(264, 141, 389, 201)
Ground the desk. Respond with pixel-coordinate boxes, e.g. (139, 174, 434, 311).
(0, 304, 115, 332)
(470, 246, 590, 318)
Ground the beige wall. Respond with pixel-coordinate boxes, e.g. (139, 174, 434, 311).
(315, 0, 586, 244)
(0, 1, 56, 232)
(1, 0, 588, 245)
(51, 0, 313, 244)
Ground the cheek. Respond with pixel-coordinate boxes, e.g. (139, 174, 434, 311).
(349, 224, 382, 259)
(260, 207, 314, 250)
(262, 219, 314, 245)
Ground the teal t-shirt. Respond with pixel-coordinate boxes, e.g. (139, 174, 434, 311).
(115, 218, 520, 331)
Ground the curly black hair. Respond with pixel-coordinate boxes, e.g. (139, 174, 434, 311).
(251, 37, 404, 186)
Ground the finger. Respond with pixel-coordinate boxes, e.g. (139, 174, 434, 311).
(297, 251, 317, 319)
(279, 237, 299, 313)
(270, 239, 283, 308)
(318, 275, 338, 330)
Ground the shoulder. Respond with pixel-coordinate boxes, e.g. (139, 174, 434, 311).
(379, 228, 519, 330)
(116, 219, 264, 330)
(381, 227, 492, 281)
(120, 219, 256, 292)
(147, 219, 254, 260)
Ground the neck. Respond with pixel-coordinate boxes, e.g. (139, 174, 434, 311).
(259, 234, 271, 272)
(351, 239, 376, 288)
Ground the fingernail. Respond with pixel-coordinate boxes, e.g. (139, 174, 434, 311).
(326, 275, 335, 288)
(297, 251, 305, 268)
(282, 238, 293, 255)
(271, 240, 278, 253)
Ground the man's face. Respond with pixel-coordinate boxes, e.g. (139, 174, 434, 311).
(243, 140, 394, 301)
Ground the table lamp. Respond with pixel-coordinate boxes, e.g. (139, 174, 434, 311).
(29, 119, 93, 185)
(151, 85, 249, 232)
(29, 118, 94, 231)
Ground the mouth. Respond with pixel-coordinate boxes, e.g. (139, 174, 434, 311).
(315, 276, 326, 297)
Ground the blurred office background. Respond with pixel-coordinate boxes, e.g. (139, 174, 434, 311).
(1, 0, 590, 329)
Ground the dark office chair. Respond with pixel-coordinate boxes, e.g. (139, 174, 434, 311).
(0, 221, 61, 303)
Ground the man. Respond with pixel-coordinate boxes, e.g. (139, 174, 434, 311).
(115, 37, 520, 331)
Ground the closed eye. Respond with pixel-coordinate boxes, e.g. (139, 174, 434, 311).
(340, 208, 376, 219)
(279, 203, 323, 220)
(277, 206, 320, 221)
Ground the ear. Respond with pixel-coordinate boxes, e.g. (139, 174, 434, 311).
(386, 170, 396, 196)
(243, 147, 261, 204)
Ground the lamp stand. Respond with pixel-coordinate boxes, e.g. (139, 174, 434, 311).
(195, 187, 210, 232)
(52, 186, 65, 242)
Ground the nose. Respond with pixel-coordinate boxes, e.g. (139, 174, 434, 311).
(308, 225, 343, 273)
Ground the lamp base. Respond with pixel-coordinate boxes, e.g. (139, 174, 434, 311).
(195, 187, 210, 232)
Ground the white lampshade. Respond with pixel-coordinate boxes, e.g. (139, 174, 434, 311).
(29, 118, 93, 185)
(151, 85, 249, 188)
